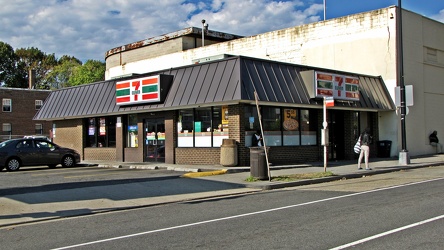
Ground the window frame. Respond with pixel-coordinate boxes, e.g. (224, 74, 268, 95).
(2, 99, 11, 112)
(177, 107, 229, 148)
(35, 124, 43, 135)
(244, 105, 318, 147)
(85, 117, 117, 147)
(35, 100, 43, 110)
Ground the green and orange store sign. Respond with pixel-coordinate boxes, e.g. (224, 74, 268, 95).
(116, 75, 161, 105)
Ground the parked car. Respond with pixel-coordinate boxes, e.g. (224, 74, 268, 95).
(0, 138, 81, 171)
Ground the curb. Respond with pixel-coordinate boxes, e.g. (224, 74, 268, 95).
(244, 162, 444, 190)
(182, 169, 228, 178)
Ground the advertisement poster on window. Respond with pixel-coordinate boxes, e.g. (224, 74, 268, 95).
(222, 106, 229, 125)
(194, 122, 202, 133)
(100, 118, 106, 135)
(283, 109, 299, 131)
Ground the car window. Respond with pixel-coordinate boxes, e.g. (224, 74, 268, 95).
(35, 140, 55, 149)
(16, 140, 34, 149)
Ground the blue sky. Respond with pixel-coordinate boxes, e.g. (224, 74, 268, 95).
(1, 0, 443, 62)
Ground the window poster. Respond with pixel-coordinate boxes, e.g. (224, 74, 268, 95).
(194, 122, 202, 133)
(283, 109, 299, 131)
(100, 118, 106, 135)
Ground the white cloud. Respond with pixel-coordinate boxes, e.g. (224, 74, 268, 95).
(1, 0, 442, 63)
(431, 9, 444, 23)
(186, 0, 322, 36)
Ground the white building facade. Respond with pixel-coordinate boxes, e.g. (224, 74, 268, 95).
(105, 6, 444, 157)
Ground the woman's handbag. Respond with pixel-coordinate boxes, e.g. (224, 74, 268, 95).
(354, 136, 361, 154)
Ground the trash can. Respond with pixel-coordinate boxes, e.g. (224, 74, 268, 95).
(250, 147, 268, 180)
(377, 140, 392, 158)
(220, 139, 238, 166)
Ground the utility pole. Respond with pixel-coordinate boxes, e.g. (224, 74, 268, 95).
(397, 0, 410, 165)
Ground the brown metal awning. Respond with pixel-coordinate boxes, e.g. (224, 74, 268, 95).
(35, 56, 394, 121)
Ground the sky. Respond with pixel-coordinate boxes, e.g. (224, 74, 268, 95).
(1, 0, 443, 62)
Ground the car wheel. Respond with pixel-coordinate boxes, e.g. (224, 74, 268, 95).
(6, 158, 21, 171)
(48, 165, 57, 169)
(62, 155, 75, 168)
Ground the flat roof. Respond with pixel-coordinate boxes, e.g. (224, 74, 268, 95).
(105, 27, 243, 59)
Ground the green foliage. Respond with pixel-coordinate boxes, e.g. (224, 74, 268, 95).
(43, 57, 82, 89)
(0, 41, 20, 87)
(272, 171, 335, 181)
(245, 176, 259, 182)
(0, 41, 105, 89)
(69, 60, 105, 86)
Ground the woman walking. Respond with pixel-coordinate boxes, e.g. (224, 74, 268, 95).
(358, 128, 372, 170)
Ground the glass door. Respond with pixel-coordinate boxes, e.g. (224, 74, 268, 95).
(328, 111, 345, 160)
(144, 119, 165, 162)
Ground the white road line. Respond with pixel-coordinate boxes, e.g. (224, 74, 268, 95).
(330, 214, 444, 250)
(52, 177, 444, 250)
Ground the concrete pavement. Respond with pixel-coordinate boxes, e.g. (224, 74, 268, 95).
(1, 154, 444, 228)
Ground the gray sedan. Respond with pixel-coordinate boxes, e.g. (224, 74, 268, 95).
(0, 138, 81, 171)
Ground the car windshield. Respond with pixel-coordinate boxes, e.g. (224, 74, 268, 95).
(0, 140, 14, 149)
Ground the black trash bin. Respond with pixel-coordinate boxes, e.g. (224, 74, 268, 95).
(250, 147, 268, 180)
(377, 140, 392, 158)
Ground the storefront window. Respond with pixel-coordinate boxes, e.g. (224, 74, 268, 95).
(352, 111, 360, 140)
(213, 106, 228, 147)
(98, 118, 106, 147)
(88, 118, 96, 147)
(300, 109, 317, 145)
(178, 110, 194, 147)
(244, 106, 260, 147)
(86, 117, 116, 147)
(262, 107, 282, 146)
(283, 108, 299, 145)
(177, 107, 228, 147)
(127, 114, 138, 147)
(195, 108, 212, 147)
(244, 105, 318, 147)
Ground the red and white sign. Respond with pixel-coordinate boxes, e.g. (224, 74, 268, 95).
(325, 97, 334, 107)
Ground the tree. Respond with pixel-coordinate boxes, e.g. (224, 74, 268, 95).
(42, 55, 82, 89)
(15, 47, 58, 89)
(0, 41, 20, 87)
(0, 41, 105, 89)
(69, 60, 105, 86)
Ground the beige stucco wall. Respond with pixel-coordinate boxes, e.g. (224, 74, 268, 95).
(105, 6, 444, 157)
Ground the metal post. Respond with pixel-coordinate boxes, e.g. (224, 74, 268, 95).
(397, 0, 410, 165)
(201, 19, 206, 47)
(323, 97, 328, 172)
(323, 0, 326, 20)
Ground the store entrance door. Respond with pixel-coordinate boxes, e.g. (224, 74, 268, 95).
(328, 111, 345, 161)
(144, 119, 165, 162)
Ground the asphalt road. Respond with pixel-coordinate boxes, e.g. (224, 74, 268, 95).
(1, 166, 443, 249)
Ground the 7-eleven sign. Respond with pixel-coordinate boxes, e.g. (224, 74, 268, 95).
(116, 75, 160, 105)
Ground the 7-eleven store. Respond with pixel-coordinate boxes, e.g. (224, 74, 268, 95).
(35, 56, 394, 166)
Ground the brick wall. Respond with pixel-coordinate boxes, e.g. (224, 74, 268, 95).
(175, 147, 221, 165)
(84, 148, 117, 161)
(0, 88, 52, 140)
(52, 119, 84, 159)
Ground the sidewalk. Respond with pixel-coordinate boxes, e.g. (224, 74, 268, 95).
(95, 154, 444, 190)
(1, 154, 444, 227)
